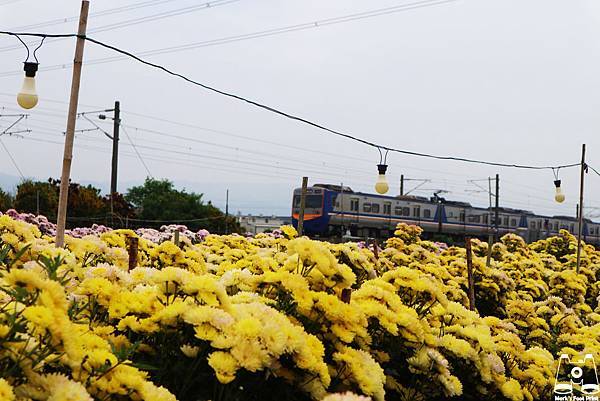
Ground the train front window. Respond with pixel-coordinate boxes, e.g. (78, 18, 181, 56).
(293, 195, 322, 209)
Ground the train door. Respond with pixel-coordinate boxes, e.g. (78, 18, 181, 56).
(349, 197, 360, 235)
(413, 205, 421, 224)
(350, 198, 359, 220)
(384, 201, 392, 232)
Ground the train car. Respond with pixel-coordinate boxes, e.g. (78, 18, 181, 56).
(521, 214, 600, 246)
(291, 184, 600, 245)
(291, 184, 528, 240)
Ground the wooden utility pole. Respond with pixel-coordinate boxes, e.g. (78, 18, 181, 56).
(494, 174, 500, 242)
(297, 177, 308, 236)
(465, 237, 475, 311)
(400, 174, 404, 196)
(576, 144, 586, 273)
(55, 0, 90, 248)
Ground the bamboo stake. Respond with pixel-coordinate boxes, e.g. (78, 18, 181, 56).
(55, 1, 90, 247)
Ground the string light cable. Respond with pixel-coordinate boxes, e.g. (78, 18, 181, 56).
(0, 28, 583, 172)
(588, 165, 600, 178)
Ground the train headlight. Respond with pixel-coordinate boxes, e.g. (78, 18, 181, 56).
(554, 180, 565, 203)
(375, 164, 389, 194)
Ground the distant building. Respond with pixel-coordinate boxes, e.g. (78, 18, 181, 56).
(237, 213, 292, 234)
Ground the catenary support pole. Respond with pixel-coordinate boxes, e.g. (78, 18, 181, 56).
(494, 174, 500, 242)
(297, 177, 308, 236)
(486, 176, 493, 267)
(109, 100, 120, 226)
(110, 101, 120, 195)
(576, 144, 586, 273)
(55, 0, 90, 248)
(400, 174, 404, 196)
(340, 182, 344, 236)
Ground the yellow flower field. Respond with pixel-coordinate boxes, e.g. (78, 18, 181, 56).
(0, 215, 598, 401)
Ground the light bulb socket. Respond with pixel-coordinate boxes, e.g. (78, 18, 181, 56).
(23, 62, 39, 78)
(377, 164, 388, 175)
(554, 179, 561, 188)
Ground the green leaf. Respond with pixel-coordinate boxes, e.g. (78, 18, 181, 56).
(128, 362, 159, 371)
(8, 244, 31, 268)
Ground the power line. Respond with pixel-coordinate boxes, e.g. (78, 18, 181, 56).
(3, 100, 593, 202)
(3, 29, 576, 171)
(0, 114, 26, 179)
(115, 122, 377, 178)
(0, 4, 584, 173)
(4, 130, 595, 217)
(121, 125, 153, 178)
(13, 132, 366, 187)
(0, 139, 25, 179)
(79, 33, 580, 171)
(7, 0, 180, 31)
(0, 0, 24, 6)
(0, 0, 241, 53)
(25, 125, 372, 180)
(0, 0, 459, 69)
(1, 98, 546, 184)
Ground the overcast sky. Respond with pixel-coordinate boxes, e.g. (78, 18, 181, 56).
(1, 0, 599, 218)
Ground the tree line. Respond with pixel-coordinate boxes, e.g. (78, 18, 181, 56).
(0, 177, 240, 233)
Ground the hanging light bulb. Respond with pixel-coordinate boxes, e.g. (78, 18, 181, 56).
(17, 62, 39, 110)
(554, 180, 565, 203)
(375, 164, 389, 194)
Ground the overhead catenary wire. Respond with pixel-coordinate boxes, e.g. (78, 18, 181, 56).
(2, 100, 593, 211)
(3, 98, 563, 186)
(24, 119, 576, 207)
(2, 130, 591, 217)
(11, 124, 592, 214)
(121, 125, 152, 178)
(0, 138, 25, 179)
(0, 114, 27, 179)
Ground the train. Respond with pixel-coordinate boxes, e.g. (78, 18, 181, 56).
(291, 183, 600, 245)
